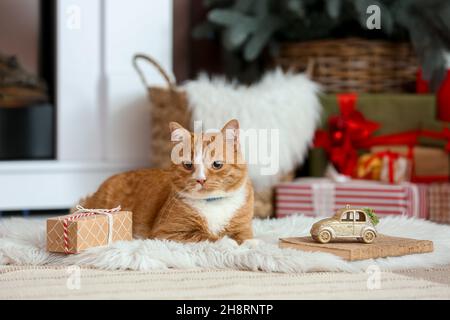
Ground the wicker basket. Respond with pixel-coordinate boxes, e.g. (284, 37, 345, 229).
(133, 54, 288, 218)
(274, 38, 418, 93)
(133, 54, 191, 168)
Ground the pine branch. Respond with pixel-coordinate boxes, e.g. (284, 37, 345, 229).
(363, 208, 380, 226)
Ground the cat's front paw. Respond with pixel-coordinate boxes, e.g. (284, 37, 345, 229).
(242, 238, 262, 249)
(217, 236, 239, 249)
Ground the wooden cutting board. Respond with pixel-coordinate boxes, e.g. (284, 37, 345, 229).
(279, 235, 433, 261)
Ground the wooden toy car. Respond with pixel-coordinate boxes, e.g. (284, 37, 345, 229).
(310, 205, 379, 244)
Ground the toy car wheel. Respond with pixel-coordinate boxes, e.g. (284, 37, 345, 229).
(317, 230, 332, 244)
(362, 230, 376, 244)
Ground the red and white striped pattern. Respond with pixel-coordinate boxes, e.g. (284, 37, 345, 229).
(63, 212, 96, 254)
(275, 179, 428, 219)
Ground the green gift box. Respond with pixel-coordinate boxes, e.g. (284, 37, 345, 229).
(318, 94, 436, 135)
(307, 94, 437, 177)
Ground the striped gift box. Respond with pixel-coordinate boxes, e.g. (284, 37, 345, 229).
(275, 178, 428, 219)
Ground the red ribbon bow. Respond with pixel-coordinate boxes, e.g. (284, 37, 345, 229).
(314, 93, 379, 176)
(421, 127, 450, 152)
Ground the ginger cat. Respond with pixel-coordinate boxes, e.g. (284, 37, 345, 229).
(80, 119, 254, 244)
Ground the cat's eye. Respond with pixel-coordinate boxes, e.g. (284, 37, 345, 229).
(182, 161, 193, 170)
(212, 161, 223, 170)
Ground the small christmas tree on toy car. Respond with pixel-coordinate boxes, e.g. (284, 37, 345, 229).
(362, 207, 379, 226)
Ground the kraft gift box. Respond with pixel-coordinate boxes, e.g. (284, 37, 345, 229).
(47, 210, 133, 254)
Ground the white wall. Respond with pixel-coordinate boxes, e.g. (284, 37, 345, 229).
(57, 0, 104, 161)
(105, 0, 173, 162)
(57, 0, 173, 163)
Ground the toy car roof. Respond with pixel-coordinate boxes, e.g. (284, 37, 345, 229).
(332, 207, 367, 219)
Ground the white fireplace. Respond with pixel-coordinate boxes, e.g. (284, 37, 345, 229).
(0, 0, 173, 210)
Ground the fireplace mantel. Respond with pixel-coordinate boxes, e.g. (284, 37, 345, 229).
(0, 0, 173, 210)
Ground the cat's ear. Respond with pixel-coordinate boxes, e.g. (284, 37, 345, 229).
(169, 122, 190, 142)
(221, 119, 240, 142)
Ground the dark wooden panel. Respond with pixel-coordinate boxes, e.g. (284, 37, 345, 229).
(172, 0, 192, 83)
(172, 0, 223, 83)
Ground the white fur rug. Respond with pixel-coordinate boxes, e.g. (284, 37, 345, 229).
(1, 215, 450, 273)
(184, 70, 322, 191)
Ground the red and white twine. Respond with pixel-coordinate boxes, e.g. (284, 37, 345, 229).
(62, 205, 121, 254)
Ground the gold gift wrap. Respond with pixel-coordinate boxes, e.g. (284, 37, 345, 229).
(371, 145, 449, 178)
(47, 211, 133, 254)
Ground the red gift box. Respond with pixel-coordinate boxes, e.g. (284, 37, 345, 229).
(275, 178, 428, 219)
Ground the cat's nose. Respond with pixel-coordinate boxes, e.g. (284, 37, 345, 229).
(196, 179, 206, 186)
